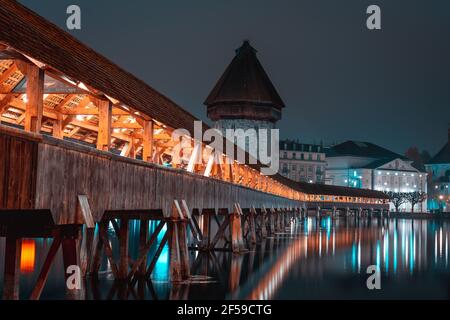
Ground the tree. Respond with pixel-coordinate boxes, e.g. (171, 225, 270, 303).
(385, 191, 407, 212)
(405, 147, 431, 171)
(420, 150, 431, 164)
(404, 191, 427, 213)
(405, 147, 422, 165)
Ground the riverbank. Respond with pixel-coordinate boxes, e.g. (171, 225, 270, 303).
(389, 212, 450, 219)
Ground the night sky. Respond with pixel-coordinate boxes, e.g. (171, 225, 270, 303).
(19, 0, 450, 156)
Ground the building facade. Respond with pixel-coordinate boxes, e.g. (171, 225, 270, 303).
(205, 40, 284, 161)
(279, 140, 326, 183)
(325, 141, 427, 211)
(425, 126, 450, 212)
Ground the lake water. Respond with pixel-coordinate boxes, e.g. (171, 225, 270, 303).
(1, 217, 450, 300)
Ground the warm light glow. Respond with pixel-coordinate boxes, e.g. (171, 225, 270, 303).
(77, 82, 90, 91)
(20, 239, 36, 273)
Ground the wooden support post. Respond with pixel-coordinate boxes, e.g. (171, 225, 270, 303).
(167, 222, 182, 282)
(138, 220, 149, 276)
(275, 208, 281, 231)
(96, 99, 112, 151)
(62, 234, 80, 299)
(129, 137, 137, 159)
(118, 219, 129, 280)
(187, 142, 201, 173)
(142, 120, 154, 162)
(168, 201, 190, 282)
(249, 207, 257, 245)
(269, 207, 275, 235)
(3, 237, 22, 300)
(200, 209, 211, 250)
(177, 216, 191, 280)
(260, 207, 268, 238)
(53, 113, 64, 139)
(181, 200, 202, 244)
(203, 152, 215, 177)
(24, 64, 44, 133)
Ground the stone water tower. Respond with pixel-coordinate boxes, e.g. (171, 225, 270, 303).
(204, 40, 285, 159)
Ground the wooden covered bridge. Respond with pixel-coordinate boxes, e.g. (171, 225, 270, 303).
(0, 1, 389, 299)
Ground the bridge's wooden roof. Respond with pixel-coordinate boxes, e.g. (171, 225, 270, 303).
(0, 0, 204, 135)
(296, 182, 390, 199)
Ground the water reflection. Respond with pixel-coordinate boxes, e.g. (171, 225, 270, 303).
(1, 217, 450, 299)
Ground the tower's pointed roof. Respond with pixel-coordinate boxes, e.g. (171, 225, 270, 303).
(204, 40, 285, 109)
(428, 125, 450, 165)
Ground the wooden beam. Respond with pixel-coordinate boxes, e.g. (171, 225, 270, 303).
(142, 120, 154, 162)
(54, 94, 75, 113)
(0, 64, 20, 93)
(96, 99, 112, 151)
(29, 233, 62, 300)
(24, 65, 44, 132)
(0, 64, 17, 83)
(52, 113, 63, 139)
(61, 106, 129, 116)
(203, 152, 215, 177)
(61, 96, 91, 128)
(111, 121, 142, 129)
(0, 94, 13, 116)
(187, 142, 201, 172)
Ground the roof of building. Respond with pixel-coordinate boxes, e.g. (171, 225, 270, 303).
(428, 143, 450, 165)
(204, 40, 285, 109)
(296, 182, 390, 199)
(326, 140, 408, 160)
(280, 140, 324, 153)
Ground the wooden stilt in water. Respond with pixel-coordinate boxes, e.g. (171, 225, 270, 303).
(199, 209, 211, 251)
(77, 195, 95, 277)
(230, 203, 246, 253)
(61, 227, 82, 300)
(249, 206, 257, 245)
(138, 220, 149, 276)
(3, 236, 22, 300)
(118, 218, 130, 280)
(269, 207, 276, 235)
(260, 207, 268, 238)
(167, 221, 182, 282)
(168, 200, 190, 282)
